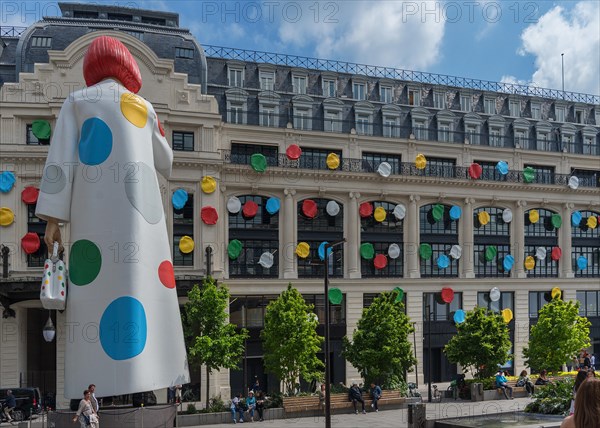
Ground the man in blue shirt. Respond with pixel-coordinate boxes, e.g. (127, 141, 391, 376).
(3, 390, 16, 422)
(370, 383, 382, 412)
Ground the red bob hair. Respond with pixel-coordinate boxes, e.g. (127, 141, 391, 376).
(83, 36, 142, 93)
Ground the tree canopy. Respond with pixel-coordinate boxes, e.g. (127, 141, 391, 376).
(342, 290, 416, 387)
(523, 297, 590, 373)
(183, 278, 248, 407)
(444, 306, 512, 379)
(261, 284, 324, 395)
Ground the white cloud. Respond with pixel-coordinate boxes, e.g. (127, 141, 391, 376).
(516, 2, 600, 95)
(277, 1, 445, 70)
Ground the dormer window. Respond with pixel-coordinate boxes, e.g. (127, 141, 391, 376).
(175, 47, 194, 59)
(433, 92, 446, 109)
(31, 37, 52, 48)
(228, 66, 244, 87)
(575, 108, 584, 124)
(323, 79, 336, 97)
(509, 101, 520, 118)
(354, 101, 374, 136)
(353, 82, 366, 100)
(530, 102, 541, 119)
(292, 75, 307, 94)
(555, 106, 565, 122)
(408, 89, 420, 106)
(380, 86, 392, 104)
(260, 71, 275, 91)
(484, 98, 496, 115)
(460, 95, 472, 112)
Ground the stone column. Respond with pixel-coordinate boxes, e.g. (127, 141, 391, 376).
(514, 200, 527, 278)
(560, 203, 574, 278)
(347, 192, 361, 278)
(283, 188, 297, 279)
(461, 198, 475, 278)
(407, 195, 420, 278)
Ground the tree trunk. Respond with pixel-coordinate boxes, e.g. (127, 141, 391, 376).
(206, 366, 210, 410)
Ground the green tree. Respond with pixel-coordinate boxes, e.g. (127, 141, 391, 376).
(261, 284, 324, 395)
(523, 297, 590, 373)
(342, 291, 416, 387)
(183, 278, 248, 409)
(444, 306, 512, 380)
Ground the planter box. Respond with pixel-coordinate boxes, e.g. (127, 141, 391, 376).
(177, 407, 284, 426)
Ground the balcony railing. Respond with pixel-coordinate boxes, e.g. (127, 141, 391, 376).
(222, 150, 597, 188)
(205, 44, 600, 104)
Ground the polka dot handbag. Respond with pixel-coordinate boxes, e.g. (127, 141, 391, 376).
(40, 242, 67, 310)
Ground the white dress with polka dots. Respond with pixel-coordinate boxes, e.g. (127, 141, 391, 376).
(36, 78, 189, 398)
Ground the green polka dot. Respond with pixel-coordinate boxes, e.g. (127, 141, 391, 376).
(58, 266, 63, 271)
(69, 239, 102, 286)
(47, 272, 51, 276)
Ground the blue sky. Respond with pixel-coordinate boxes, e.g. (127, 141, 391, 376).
(2, 1, 599, 95)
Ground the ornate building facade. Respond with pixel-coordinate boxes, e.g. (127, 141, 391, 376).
(0, 3, 599, 407)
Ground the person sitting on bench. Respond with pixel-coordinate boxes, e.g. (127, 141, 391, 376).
(495, 370, 513, 400)
(348, 383, 366, 414)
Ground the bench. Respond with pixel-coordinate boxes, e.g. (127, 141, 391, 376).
(283, 390, 405, 416)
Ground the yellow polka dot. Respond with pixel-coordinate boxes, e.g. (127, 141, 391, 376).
(58, 276, 62, 280)
(45, 280, 49, 285)
(120, 93, 148, 128)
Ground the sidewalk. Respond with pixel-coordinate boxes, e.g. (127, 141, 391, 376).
(186, 396, 536, 428)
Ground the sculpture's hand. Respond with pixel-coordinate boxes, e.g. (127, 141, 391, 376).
(44, 219, 63, 256)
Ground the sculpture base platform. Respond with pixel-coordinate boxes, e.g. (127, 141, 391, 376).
(48, 404, 176, 428)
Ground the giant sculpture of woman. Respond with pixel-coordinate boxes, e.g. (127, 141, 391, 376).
(36, 36, 189, 398)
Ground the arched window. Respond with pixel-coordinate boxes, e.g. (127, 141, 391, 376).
(474, 207, 511, 277)
(524, 208, 560, 278)
(360, 201, 404, 277)
(228, 195, 279, 278)
(572, 210, 600, 278)
(419, 204, 459, 278)
(297, 198, 344, 278)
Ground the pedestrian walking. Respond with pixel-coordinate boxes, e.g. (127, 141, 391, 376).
(72, 390, 99, 427)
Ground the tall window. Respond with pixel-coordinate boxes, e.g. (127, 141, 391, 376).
(297, 199, 344, 278)
(423, 292, 462, 321)
(380, 86, 392, 104)
(229, 195, 279, 278)
(27, 204, 47, 267)
(293, 107, 311, 130)
(474, 207, 511, 277)
(259, 71, 275, 91)
(571, 169, 599, 188)
(484, 98, 496, 115)
(324, 110, 342, 133)
(293, 75, 307, 94)
(524, 208, 559, 278)
(323, 79, 336, 97)
(299, 148, 342, 170)
(433, 92, 445, 109)
(555, 106, 565, 122)
(353, 82, 366, 100)
(530, 102, 541, 119)
(488, 127, 503, 147)
(529, 291, 552, 318)
(465, 124, 480, 145)
(460, 95, 471, 112)
(230, 143, 278, 167)
(228, 68, 244, 87)
(355, 114, 371, 136)
(576, 291, 599, 317)
(361, 152, 401, 174)
(383, 115, 400, 138)
(361, 201, 404, 277)
(229, 102, 245, 124)
(408, 89, 420, 106)
(509, 101, 520, 118)
(420, 204, 459, 278)
(438, 122, 451, 142)
(572, 210, 600, 278)
(173, 193, 194, 266)
(413, 120, 428, 140)
(259, 105, 277, 127)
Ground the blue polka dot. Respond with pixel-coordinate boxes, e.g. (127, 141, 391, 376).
(100, 297, 147, 360)
(79, 118, 112, 165)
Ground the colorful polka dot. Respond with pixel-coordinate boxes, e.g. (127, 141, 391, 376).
(158, 260, 176, 289)
(100, 296, 147, 360)
(121, 93, 148, 128)
(69, 239, 102, 285)
(124, 162, 163, 224)
(79, 118, 113, 165)
(40, 164, 66, 194)
(156, 114, 165, 137)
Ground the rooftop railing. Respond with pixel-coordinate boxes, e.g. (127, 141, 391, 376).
(204, 44, 600, 105)
(0, 26, 26, 37)
(221, 150, 599, 188)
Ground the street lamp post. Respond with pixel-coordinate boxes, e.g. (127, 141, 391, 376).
(426, 303, 432, 403)
(561, 53, 565, 93)
(323, 239, 345, 428)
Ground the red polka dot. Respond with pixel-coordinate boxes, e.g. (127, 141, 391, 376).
(156, 115, 165, 137)
(61, 291, 64, 296)
(158, 260, 176, 289)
